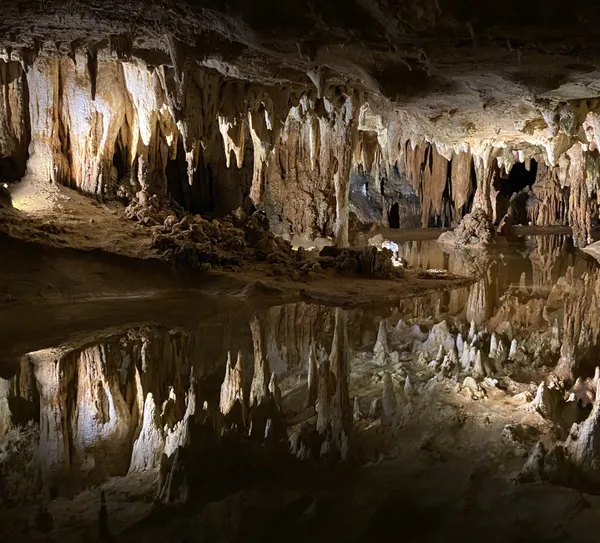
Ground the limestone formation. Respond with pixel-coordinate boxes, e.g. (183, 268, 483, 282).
(129, 393, 164, 472)
(373, 320, 389, 366)
(219, 351, 246, 428)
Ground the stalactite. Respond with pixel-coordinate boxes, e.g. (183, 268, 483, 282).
(451, 151, 473, 213)
(316, 308, 351, 459)
(70, 345, 132, 479)
(404, 139, 427, 194)
(218, 115, 245, 169)
(60, 56, 131, 198)
(529, 162, 567, 226)
(420, 144, 449, 226)
(472, 147, 498, 220)
(330, 92, 360, 247)
(566, 143, 592, 248)
(122, 61, 176, 204)
(248, 107, 271, 204)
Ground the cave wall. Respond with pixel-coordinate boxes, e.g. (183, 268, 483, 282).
(0, 59, 29, 181)
(2, 53, 600, 245)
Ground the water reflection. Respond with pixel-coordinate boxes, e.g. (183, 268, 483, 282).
(2, 234, 600, 539)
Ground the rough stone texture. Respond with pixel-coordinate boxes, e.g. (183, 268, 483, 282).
(0, 4, 600, 242)
(128, 393, 164, 473)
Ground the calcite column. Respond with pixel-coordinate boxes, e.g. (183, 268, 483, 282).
(472, 148, 496, 219)
(567, 144, 592, 248)
(24, 58, 69, 185)
(331, 94, 360, 247)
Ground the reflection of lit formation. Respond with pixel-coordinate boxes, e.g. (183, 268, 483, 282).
(3, 240, 600, 508)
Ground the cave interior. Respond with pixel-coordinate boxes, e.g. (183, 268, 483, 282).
(3, 1, 600, 542)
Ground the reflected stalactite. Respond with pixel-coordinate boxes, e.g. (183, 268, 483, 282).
(248, 313, 284, 443)
(465, 265, 497, 327)
(30, 348, 73, 495)
(128, 393, 163, 472)
(70, 344, 133, 480)
(316, 308, 352, 460)
(7, 257, 600, 508)
(219, 351, 246, 431)
(528, 162, 568, 227)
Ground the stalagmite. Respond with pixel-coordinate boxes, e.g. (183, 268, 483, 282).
(353, 397, 363, 421)
(373, 319, 389, 366)
(518, 441, 547, 483)
(508, 339, 519, 361)
(489, 333, 499, 359)
(0, 378, 12, 437)
(381, 372, 397, 425)
(460, 344, 472, 372)
(468, 321, 477, 343)
(472, 350, 486, 380)
(456, 333, 464, 357)
(571, 377, 595, 409)
(421, 320, 455, 358)
(305, 343, 318, 408)
(562, 402, 600, 483)
(532, 381, 563, 419)
(404, 375, 413, 397)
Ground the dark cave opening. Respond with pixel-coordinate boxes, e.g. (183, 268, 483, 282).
(388, 202, 400, 228)
(0, 156, 27, 183)
(112, 140, 127, 182)
(495, 159, 538, 224)
(166, 139, 191, 210)
(504, 160, 538, 196)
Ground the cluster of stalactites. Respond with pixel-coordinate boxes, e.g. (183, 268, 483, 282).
(9, 53, 306, 207)
(3, 52, 374, 245)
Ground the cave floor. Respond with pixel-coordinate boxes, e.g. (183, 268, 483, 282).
(1, 181, 472, 307)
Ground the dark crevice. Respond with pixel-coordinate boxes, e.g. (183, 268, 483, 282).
(388, 202, 400, 228)
(165, 138, 191, 211)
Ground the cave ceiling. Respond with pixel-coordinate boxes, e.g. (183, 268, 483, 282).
(2, 1, 600, 156)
